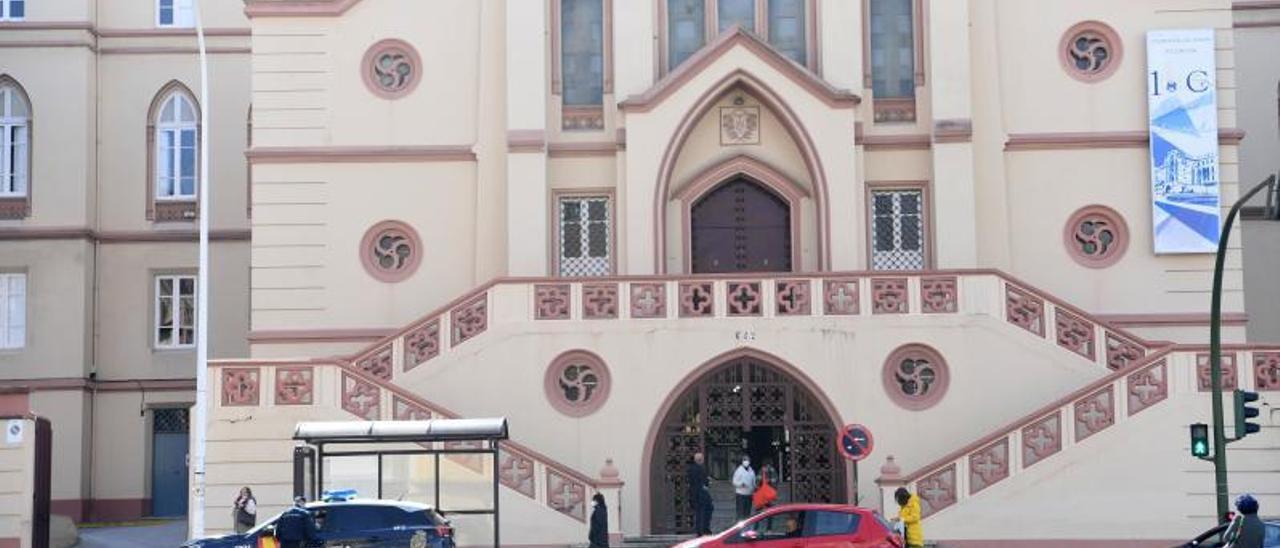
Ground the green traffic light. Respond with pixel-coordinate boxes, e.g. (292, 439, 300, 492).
(1190, 423, 1210, 457)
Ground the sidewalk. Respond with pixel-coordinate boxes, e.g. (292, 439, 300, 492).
(76, 519, 187, 548)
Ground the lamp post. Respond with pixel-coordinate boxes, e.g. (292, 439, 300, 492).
(1209, 174, 1275, 522)
(189, 0, 211, 539)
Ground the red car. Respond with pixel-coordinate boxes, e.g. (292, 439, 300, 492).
(673, 503, 904, 548)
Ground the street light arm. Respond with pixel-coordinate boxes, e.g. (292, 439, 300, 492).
(1209, 174, 1275, 523)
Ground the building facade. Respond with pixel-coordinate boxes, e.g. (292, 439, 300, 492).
(3, 0, 1280, 546)
(0, 0, 250, 524)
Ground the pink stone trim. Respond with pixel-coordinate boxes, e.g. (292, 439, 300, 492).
(1073, 386, 1115, 442)
(883, 343, 950, 411)
(1104, 332, 1146, 371)
(100, 46, 250, 55)
(582, 283, 620, 319)
(1005, 285, 1045, 337)
(354, 343, 393, 381)
(650, 69, 836, 272)
(246, 145, 477, 164)
(1059, 21, 1123, 83)
(1020, 413, 1062, 468)
(360, 38, 422, 99)
(920, 276, 957, 314)
(244, 0, 363, 18)
(547, 142, 618, 157)
(547, 468, 588, 522)
(968, 438, 1009, 495)
(1055, 308, 1096, 361)
(1006, 129, 1246, 151)
(450, 294, 488, 346)
(823, 279, 860, 315)
(341, 372, 380, 420)
(544, 349, 612, 418)
(1063, 205, 1129, 268)
(1095, 312, 1249, 327)
(1255, 352, 1280, 391)
(858, 134, 932, 150)
(359, 220, 422, 283)
(1197, 353, 1238, 391)
(725, 281, 763, 317)
(933, 119, 973, 144)
(507, 129, 546, 153)
(775, 279, 811, 316)
(678, 281, 714, 317)
(248, 328, 395, 344)
(274, 367, 314, 405)
(403, 320, 441, 372)
(392, 395, 432, 421)
(1126, 359, 1168, 416)
(499, 448, 537, 499)
(871, 278, 908, 314)
(629, 283, 667, 318)
(917, 464, 957, 518)
(221, 368, 260, 406)
(535, 284, 572, 320)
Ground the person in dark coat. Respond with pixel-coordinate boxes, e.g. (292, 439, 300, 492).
(685, 452, 713, 536)
(274, 496, 320, 548)
(588, 493, 609, 547)
(1234, 494, 1266, 548)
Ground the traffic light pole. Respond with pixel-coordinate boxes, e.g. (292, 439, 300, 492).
(1209, 175, 1275, 523)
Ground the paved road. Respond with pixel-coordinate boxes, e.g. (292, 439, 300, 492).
(77, 520, 187, 548)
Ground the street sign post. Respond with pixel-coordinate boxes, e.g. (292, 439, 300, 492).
(837, 424, 875, 462)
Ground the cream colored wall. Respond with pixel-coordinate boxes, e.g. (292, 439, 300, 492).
(28, 391, 89, 505)
(249, 163, 478, 336)
(96, 52, 250, 232)
(1233, 21, 1280, 204)
(1243, 220, 1280, 342)
(0, 418, 35, 547)
(95, 242, 249, 379)
(88, 391, 193, 505)
(0, 241, 93, 380)
(94, 0, 246, 29)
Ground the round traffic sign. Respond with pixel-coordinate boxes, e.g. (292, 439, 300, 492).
(837, 424, 874, 462)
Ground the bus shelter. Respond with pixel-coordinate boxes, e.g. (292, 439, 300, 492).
(292, 418, 509, 545)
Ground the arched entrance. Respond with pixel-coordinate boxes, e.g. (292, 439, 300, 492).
(690, 178, 792, 273)
(648, 352, 845, 534)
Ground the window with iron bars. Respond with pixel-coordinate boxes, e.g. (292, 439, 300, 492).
(558, 196, 611, 276)
(870, 189, 926, 270)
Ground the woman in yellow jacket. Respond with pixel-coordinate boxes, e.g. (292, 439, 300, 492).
(893, 487, 924, 548)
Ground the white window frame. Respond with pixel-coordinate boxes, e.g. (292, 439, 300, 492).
(556, 195, 612, 277)
(154, 93, 197, 201)
(0, 85, 29, 198)
(0, 273, 26, 350)
(156, 0, 195, 28)
(0, 0, 26, 21)
(154, 274, 196, 349)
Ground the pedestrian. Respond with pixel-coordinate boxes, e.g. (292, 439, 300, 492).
(273, 496, 319, 548)
(685, 452, 713, 536)
(892, 487, 924, 548)
(1233, 494, 1265, 548)
(732, 455, 756, 521)
(588, 493, 609, 547)
(751, 465, 777, 512)
(232, 486, 257, 534)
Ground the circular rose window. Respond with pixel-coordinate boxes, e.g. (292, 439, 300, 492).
(359, 220, 422, 282)
(1063, 205, 1129, 268)
(361, 38, 421, 99)
(1059, 21, 1123, 83)
(882, 344, 949, 411)
(544, 350, 611, 417)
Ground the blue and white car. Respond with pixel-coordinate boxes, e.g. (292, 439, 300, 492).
(182, 499, 456, 548)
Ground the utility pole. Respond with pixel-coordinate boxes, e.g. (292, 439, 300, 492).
(1209, 174, 1275, 522)
(189, 0, 211, 539)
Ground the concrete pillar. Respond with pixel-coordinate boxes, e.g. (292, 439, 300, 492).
(505, 0, 550, 276)
(927, 0, 979, 268)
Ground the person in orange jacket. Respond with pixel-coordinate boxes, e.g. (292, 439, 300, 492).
(893, 487, 924, 548)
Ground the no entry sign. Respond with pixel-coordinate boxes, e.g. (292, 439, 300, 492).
(837, 424, 874, 462)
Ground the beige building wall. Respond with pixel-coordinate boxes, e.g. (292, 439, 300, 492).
(0, 0, 250, 523)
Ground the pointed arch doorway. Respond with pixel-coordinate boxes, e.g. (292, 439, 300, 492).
(690, 177, 792, 273)
(647, 350, 846, 535)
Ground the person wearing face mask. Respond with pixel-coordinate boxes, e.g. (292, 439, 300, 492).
(732, 455, 756, 521)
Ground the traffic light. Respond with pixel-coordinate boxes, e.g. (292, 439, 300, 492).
(1234, 390, 1261, 439)
(1190, 423, 1210, 458)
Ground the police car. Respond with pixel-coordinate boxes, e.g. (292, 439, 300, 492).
(184, 491, 456, 548)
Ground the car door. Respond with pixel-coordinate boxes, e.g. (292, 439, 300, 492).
(800, 510, 861, 548)
(733, 509, 807, 548)
(315, 505, 389, 547)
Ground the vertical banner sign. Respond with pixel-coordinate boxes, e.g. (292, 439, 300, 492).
(1147, 29, 1220, 253)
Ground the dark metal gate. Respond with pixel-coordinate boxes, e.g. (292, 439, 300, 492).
(690, 177, 792, 273)
(650, 356, 843, 534)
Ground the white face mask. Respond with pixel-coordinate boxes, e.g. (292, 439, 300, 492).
(742, 460, 750, 467)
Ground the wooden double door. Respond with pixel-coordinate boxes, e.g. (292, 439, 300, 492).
(690, 177, 792, 273)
